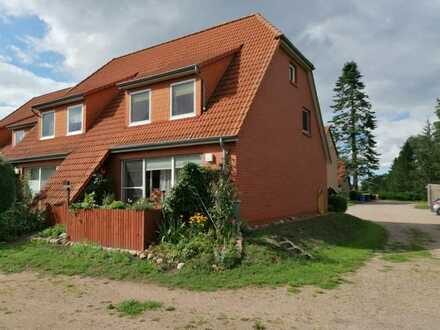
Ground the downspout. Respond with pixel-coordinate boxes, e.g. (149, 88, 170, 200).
(219, 137, 227, 171)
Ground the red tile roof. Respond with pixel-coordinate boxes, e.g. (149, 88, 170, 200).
(4, 14, 285, 204)
(0, 88, 71, 128)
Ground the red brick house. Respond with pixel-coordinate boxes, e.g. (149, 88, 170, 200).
(0, 14, 329, 225)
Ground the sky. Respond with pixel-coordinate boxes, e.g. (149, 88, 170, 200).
(0, 0, 439, 173)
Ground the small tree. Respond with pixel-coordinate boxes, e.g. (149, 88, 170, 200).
(0, 157, 16, 213)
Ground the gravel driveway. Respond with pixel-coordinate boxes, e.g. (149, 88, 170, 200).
(1, 203, 439, 330)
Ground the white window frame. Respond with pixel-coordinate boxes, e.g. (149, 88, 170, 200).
(170, 79, 196, 120)
(40, 110, 55, 140)
(121, 160, 145, 201)
(25, 166, 55, 195)
(129, 89, 151, 126)
(13, 129, 26, 146)
(66, 104, 84, 136)
(120, 154, 202, 201)
(289, 64, 297, 84)
(302, 109, 311, 135)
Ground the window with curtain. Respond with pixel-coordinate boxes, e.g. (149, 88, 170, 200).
(130, 90, 150, 125)
(14, 130, 25, 145)
(25, 166, 56, 195)
(67, 104, 83, 134)
(41, 111, 55, 139)
(122, 160, 144, 202)
(145, 157, 172, 197)
(171, 80, 195, 118)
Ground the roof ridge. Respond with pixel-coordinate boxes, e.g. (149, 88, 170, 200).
(113, 13, 259, 61)
(254, 13, 283, 36)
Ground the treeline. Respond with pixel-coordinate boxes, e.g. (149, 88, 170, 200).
(364, 99, 440, 200)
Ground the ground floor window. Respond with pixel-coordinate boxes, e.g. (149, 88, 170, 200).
(24, 166, 56, 195)
(121, 154, 202, 202)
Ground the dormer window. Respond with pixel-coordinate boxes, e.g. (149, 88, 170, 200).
(129, 89, 151, 126)
(41, 111, 55, 140)
(13, 130, 26, 145)
(67, 104, 84, 135)
(170, 79, 195, 120)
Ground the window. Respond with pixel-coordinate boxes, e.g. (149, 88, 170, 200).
(129, 89, 151, 126)
(41, 111, 55, 139)
(24, 166, 56, 195)
(14, 130, 25, 145)
(302, 109, 311, 134)
(122, 160, 144, 202)
(67, 104, 83, 135)
(289, 64, 297, 84)
(171, 80, 195, 119)
(121, 154, 202, 203)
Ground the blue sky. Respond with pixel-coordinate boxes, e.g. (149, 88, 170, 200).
(0, 0, 439, 173)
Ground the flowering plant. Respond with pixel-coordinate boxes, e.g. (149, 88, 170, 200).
(189, 213, 208, 225)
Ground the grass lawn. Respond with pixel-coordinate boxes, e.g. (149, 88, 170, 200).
(0, 213, 387, 291)
(414, 201, 430, 209)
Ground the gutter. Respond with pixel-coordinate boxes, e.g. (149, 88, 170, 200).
(110, 136, 238, 154)
(8, 152, 68, 164)
(117, 64, 200, 90)
(33, 94, 84, 111)
(6, 120, 36, 130)
(278, 35, 315, 71)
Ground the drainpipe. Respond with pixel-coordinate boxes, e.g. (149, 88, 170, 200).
(219, 137, 227, 171)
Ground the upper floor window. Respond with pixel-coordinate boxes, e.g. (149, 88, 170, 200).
(41, 111, 55, 139)
(14, 130, 25, 145)
(171, 79, 195, 119)
(289, 64, 297, 84)
(129, 89, 151, 126)
(67, 104, 84, 135)
(302, 109, 311, 135)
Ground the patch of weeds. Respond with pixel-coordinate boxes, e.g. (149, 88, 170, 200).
(383, 241, 431, 263)
(165, 306, 176, 311)
(288, 286, 301, 295)
(379, 265, 393, 272)
(414, 201, 429, 209)
(253, 320, 266, 330)
(109, 299, 162, 317)
(405, 227, 433, 246)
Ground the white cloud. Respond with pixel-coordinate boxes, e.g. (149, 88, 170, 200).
(9, 45, 33, 64)
(0, 60, 71, 119)
(0, 0, 439, 173)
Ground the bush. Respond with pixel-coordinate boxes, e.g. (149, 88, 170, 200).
(379, 191, 425, 201)
(39, 224, 66, 238)
(328, 194, 348, 213)
(107, 200, 126, 209)
(82, 172, 113, 205)
(349, 190, 361, 201)
(0, 157, 17, 213)
(70, 192, 98, 210)
(0, 203, 47, 242)
(128, 198, 154, 211)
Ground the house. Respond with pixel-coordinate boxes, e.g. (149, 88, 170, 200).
(0, 14, 329, 225)
(325, 126, 348, 194)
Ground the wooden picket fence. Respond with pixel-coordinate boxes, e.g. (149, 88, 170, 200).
(50, 204, 162, 251)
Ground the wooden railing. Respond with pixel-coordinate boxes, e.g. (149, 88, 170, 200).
(50, 204, 162, 251)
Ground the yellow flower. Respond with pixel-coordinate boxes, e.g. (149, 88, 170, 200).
(189, 213, 208, 224)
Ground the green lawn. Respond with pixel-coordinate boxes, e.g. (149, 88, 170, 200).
(0, 213, 387, 291)
(414, 201, 430, 209)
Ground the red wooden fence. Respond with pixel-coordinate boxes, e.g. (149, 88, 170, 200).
(50, 204, 162, 251)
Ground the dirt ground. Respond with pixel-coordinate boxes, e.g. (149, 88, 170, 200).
(1, 203, 440, 330)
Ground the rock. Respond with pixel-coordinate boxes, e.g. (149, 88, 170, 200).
(177, 262, 185, 270)
(49, 238, 57, 244)
(59, 233, 67, 239)
(147, 253, 154, 260)
(128, 250, 138, 256)
(156, 257, 163, 264)
(139, 252, 147, 260)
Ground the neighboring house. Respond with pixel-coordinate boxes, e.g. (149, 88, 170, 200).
(325, 126, 348, 194)
(0, 14, 329, 225)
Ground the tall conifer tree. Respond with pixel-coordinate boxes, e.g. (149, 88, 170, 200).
(331, 61, 379, 190)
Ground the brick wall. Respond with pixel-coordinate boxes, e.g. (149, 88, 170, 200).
(236, 46, 327, 224)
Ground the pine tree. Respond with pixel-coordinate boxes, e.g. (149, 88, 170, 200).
(432, 98, 440, 142)
(330, 61, 379, 190)
(387, 140, 417, 192)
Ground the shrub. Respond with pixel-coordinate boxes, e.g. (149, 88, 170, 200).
(107, 200, 126, 209)
(0, 203, 47, 242)
(128, 198, 154, 211)
(328, 194, 348, 213)
(82, 172, 113, 205)
(39, 224, 66, 238)
(349, 190, 360, 201)
(0, 157, 17, 213)
(379, 191, 425, 201)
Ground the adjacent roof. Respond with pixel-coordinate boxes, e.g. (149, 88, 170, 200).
(0, 88, 71, 128)
(3, 13, 319, 205)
